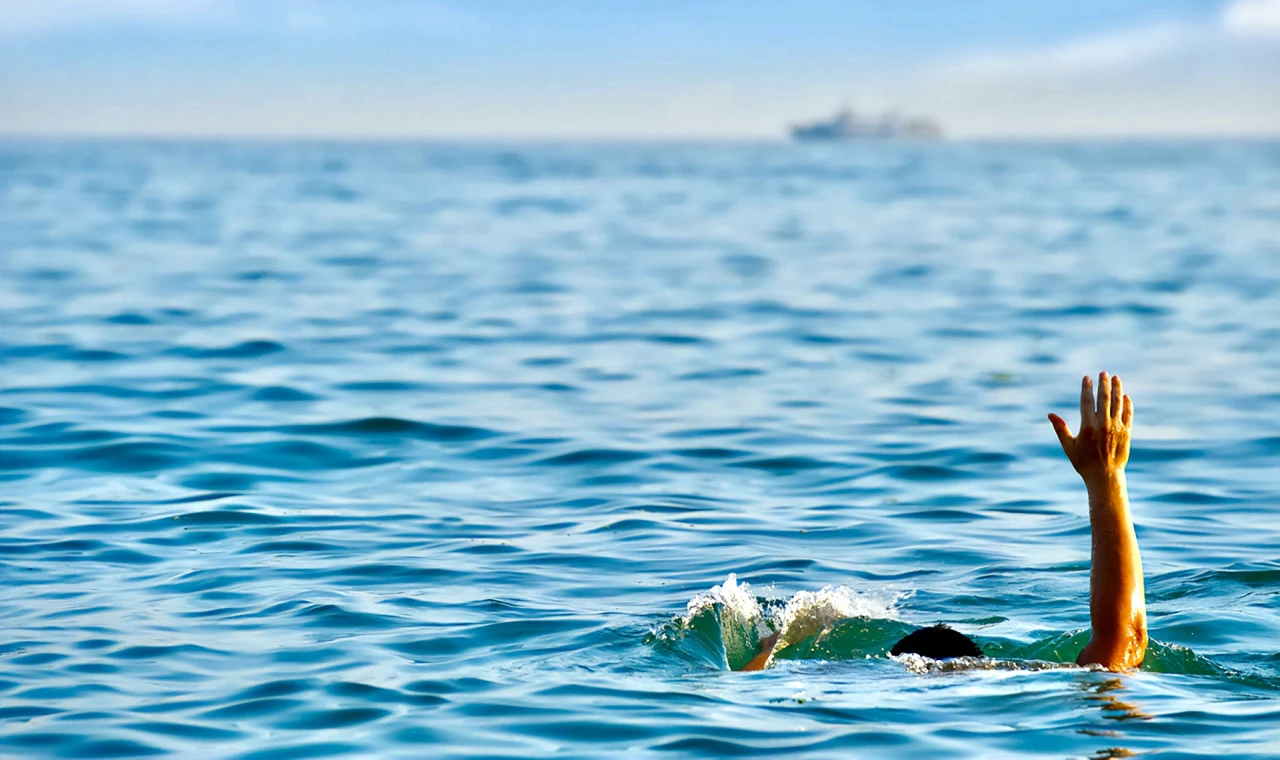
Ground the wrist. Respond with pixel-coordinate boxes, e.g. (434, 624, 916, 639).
(1083, 469, 1126, 493)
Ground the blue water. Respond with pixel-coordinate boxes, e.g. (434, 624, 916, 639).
(1, 140, 1278, 758)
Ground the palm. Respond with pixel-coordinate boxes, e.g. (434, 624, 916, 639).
(1048, 372, 1133, 481)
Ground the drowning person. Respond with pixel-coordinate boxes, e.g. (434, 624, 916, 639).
(741, 372, 1147, 672)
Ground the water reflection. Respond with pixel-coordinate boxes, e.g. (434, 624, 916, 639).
(1082, 677, 1153, 722)
(1089, 748, 1137, 759)
(1079, 676, 1151, 759)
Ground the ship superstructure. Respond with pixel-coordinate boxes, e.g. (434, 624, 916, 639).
(790, 107, 942, 141)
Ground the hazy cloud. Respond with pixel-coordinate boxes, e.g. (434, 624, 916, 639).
(1222, 0, 1280, 37)
(943, 24, 1195, 79)
(909, 5, 1280, 137)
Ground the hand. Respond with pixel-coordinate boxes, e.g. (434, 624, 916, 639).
(1048, 372, 1133, 487)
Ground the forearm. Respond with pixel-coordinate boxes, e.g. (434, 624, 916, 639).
(740, 633, 778, 672)
(1083, 472, 1146, 663)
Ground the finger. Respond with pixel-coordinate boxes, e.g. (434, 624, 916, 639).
(1048, 413, 1073, 451)
(1111, 375, 1123, 421)
(1122, 394, 1133, 427)
(1097, 372, 1111, 427)
(1080, 375, 1094, 428)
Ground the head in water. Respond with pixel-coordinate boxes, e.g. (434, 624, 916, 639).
(891, 624, 983, 660)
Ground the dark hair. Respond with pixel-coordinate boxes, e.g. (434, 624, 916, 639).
(890, 624, 983, 659)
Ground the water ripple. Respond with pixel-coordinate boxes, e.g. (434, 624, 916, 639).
(0, 140, 1276, 759)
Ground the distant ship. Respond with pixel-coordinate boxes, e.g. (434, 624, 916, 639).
(790, 107, 943, 141)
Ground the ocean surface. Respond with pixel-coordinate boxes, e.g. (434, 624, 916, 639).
(1, 140, 1278, 759)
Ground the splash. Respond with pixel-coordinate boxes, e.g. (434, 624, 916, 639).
(684, 574, 766, 634)
(653, 575, 909, 670)
(772, 584, 909, 653)
(676, 574, 768, 670)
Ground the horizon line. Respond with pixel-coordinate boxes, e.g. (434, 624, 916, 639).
(2, 131, 1279, 144)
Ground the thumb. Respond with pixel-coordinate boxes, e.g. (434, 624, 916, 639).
(1047, 413, 1073, 452)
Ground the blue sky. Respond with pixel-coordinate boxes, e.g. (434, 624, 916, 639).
(1, 0, 1278, 137)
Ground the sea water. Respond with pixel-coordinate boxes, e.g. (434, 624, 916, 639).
(1, 140, 1277, 758)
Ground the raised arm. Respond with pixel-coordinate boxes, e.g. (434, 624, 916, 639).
(1049, 372, 1147, 671)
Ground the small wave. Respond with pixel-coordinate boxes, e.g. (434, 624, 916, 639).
(174, 508, 282, 527)
(3, 423, 125, 447)
(70, 441, 194, 472)
(295, 604, 401, 630)
(105, 312, 152, 325)
(674, 574, 767, 670)
(1, 343, 128, 362)
(670, 447, 749, 460)
(335, 381, 424, 393)
(250, 385, 319, 402)
(179, 471, 300, 491)
(168, 340, 285, 359)
(652, 575, 907, 670)
(734, 456, 834, 472)
(1151, 490, 1240, 505)
(537, 448, 649, 467)
(282, 417, 497, 442)
(493, 196, 585, 216)
(219, 440, 394, 471)
(876, 464, 973, 481)
(677, 368, 763, 381)
(9, 381, 242, 400)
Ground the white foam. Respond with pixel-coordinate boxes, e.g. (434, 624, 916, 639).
(893, 653, 1091, 675)
(684, 573, 763, 626)
(771, 584, 908, 654)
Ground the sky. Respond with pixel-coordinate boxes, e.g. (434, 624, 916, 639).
(1, 0, 1278, 138)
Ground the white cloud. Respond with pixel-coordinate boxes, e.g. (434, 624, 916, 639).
(1222, 0, 1280, 37)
